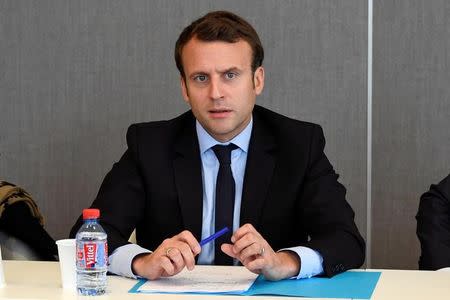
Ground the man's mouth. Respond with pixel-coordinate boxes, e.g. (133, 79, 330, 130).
(209, 109, 232, 118)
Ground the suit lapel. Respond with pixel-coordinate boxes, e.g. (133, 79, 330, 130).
(173, 117, 203, 241)
(240, 112, 277, 227)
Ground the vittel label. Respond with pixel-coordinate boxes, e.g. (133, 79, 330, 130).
(84, 243, 97, 268)
(76, 241, 108, 269)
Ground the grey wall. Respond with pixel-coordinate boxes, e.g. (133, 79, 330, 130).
(4, 0, 449, 270)
(1, 0, 367, 246)
(372, 0, 450, 269)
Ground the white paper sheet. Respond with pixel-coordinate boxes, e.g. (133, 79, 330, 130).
(137, 265, 258, 294)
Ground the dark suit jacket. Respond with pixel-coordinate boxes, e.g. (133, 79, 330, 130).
(416, 173, 450, 270)
(71, 105, 365, 277)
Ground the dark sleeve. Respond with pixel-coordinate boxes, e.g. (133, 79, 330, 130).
(299, 125, 365, 277)
(416, 173, 450, 270)
(70, 124, 147, 254)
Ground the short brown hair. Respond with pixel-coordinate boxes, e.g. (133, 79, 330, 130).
(175, 11, 264, 79)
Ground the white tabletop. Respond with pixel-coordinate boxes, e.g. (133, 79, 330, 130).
(1, 260, 450, 299)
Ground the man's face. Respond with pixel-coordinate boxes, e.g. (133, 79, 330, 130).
(180, 38, 264, 142)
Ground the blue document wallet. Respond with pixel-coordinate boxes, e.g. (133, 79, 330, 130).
(129, 267, 380, 299)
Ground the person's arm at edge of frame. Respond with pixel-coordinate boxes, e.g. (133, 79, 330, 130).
(416, 173, 450, 270)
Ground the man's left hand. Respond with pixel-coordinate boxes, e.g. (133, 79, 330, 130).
(221, 223, 301, 281)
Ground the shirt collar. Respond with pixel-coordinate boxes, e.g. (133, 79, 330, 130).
(196, 118, 253, 154)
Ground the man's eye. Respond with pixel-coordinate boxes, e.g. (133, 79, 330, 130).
(225, 72, 237, 80)
(194, 75, 207, 82)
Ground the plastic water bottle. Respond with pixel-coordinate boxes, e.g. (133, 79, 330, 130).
(75, 208, 108, 296)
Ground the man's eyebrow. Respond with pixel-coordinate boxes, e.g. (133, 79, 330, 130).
(188, 67, 243, 78)
(188, 71, 208, 78)
(218, 67, 242, 73)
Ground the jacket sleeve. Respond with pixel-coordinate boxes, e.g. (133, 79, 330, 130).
(299, 125, 366, 276)
(416, 173, 450, 270)
(70, 124, 146, 254)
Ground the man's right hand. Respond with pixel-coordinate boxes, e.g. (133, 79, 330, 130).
(131, 230, 201, 280)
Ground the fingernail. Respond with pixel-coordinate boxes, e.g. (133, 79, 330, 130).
(231, 236, 235, 243)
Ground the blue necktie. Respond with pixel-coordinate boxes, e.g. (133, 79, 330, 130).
(212, 144, 237, 265)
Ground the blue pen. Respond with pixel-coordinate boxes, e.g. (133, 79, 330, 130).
(199, 227, 230, 246)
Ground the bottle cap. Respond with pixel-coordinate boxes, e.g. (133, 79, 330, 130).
(82, 208, 100, 220)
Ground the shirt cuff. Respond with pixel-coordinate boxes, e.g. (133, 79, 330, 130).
(279, 246, 324, 279)
(108, 244, 151, 279)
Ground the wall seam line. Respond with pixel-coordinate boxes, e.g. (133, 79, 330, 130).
(367, 0, 373, 268)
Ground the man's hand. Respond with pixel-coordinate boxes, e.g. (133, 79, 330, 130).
(131, 230, 201, 280)
(221, 223, 301, 281)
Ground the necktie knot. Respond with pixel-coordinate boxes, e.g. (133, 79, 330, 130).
(212, 144, 238, 165)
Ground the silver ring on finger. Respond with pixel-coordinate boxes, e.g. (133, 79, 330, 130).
(259, 246, 265, 256)
(165, 247, 174, 257)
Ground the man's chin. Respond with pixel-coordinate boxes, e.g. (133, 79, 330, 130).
(207, 127, 238, 142)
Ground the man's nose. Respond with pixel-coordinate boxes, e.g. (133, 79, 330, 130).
(208, 77, 223, 100)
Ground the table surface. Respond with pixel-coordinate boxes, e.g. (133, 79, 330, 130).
(1, 260, 450, 299)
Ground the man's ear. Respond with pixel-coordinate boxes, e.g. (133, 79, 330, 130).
(253, 66, 265, 95)
(180, 76, 190, 103)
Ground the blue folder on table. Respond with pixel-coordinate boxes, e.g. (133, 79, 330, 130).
(130, 270, 380, 299)
(243, 271, 380, 299)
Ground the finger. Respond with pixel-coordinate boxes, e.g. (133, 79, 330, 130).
(238, 242, 263, 262)
(244, 257, 265, 273)
(176, 230, 201, 255)
(221, 243, 238, 259)
(177, 242, 196, 271)
(232, 231, 257, 254)
(159, 255, 176, 276)
(231, 223, 258, 243)
(165, 247, 185, 271)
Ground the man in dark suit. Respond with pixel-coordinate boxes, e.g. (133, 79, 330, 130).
(71, 10, 365, 281)
(416, 173, 450, 270)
